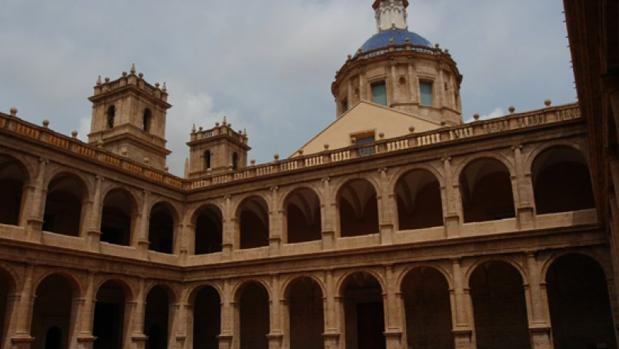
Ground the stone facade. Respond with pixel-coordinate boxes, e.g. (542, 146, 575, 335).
(0, 1, 617, 349)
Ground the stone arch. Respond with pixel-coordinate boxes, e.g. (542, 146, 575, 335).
(148, 201, 178, 254)
(394, 169, 444, 229)
(546, 253, 616, 349)
(400, 266, 453, 349)
(235, 281, 270, 349)
(284, 276, 325, 349)
(283, 187, 322, 243)
(337, 178, 379, 237)
(0, 154, 30, 226)
(192, 204, 223, 255)
(101, 188, 137, 246)
(236, 195, 270, 249)
(340, 271, 386, 349)
(93, 279, 132, 349)
(43, 172, 89, 236)
(190, 284, 221, 349)
(531, 145, 595, 214)
(144, 284, 175, 349)
(459, 157, 515, 222)
(469, 261, 530, 349)
(32, 273, 81, 349)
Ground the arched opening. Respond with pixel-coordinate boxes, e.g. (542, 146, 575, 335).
(203, 150, 211, 170)
(470, 262, 530, 349)
(285, 188, 322, 243)
(232, 152, 239, 171)
(101, 189, 135, 246)
(194, 205, 223, 255)
(32, 274, 77, 349)
(0, 155, 27, 226)
(338, 179, 379, 237)
(238, 282, 269, 349)
(143, 109, 152, 132)
(93, 281, 128, 349)
(341, 272, 385, 349)
(145, 285, 171, 349)
(532, 147, 595, 214)
(546, 254, 616, 349)
(0, 269, 15, 346)
(395, 170, 443, 230)
(106, 106, 116, 129)
(238, 196, 269, 249)
(401, 268, 453, 349)
(192, 286, 221, 349)
(148, 202, 175, 254)
(286, 278, 324, 349)
(43, 173, 87, 236)
(460, 158, 515, 222)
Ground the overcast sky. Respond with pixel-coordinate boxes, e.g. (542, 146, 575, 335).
(0, 0, 574, 176)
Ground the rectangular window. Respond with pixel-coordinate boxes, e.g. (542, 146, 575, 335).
(341, 98, 349, 112)
(354, 133, 376, 157)
(371, 82, 387, 106)
(420, 81, 434, 107)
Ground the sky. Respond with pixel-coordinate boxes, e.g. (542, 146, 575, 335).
(0, 0, 575, 176)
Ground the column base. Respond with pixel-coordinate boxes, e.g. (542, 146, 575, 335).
(322, 331, 340, 349)
(218, 333, 233, 349)
(529, 324, 553, 349)
(267, 332, 284, 349)
(11, 335, 34, 349)
(131, 334, 147, 349)
(384, 330, 402, 349)
(76, 335, 96, 349)
(452, 327, 474, 349)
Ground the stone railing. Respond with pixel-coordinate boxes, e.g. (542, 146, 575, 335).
(0, 113, 184, 189)
(0, 103, 581, 192)
(188, 104, 581, 190)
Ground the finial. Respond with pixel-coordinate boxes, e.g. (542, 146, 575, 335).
(435, 43, 440, 49)
(138, 73, 144, 79)
(274, 153, 280, 161)
(250, 159, 256, 166)
(122, 71, 127, 77)
(389, 37, 395, 45)
(96, 75, 102, 85)
(223, 115, 227, 126)
(408, 126, 415, 133)
(243, 128, 247, 136)
(144, 156, 150, 164)
(9, 107, 17, 116)
(324, 144, 330, 150)
(379, 132, 385, 139)
(71, 130, 78, 138)
(198, 126, 203, 132)
(162, 82, 167, 92)
(215, 122, 220, 127)
(155, 82, 160, 89)
(298, 149, 304, 156)
(347, 54, 352, 61)
(473, 113, 480, 121)
(509, 106, 516, 114)
(42, 119, 49, 128)
(544, 99, 552, 107)
(130, 63, 136, 74)
(104, 77, 110, 83)
(192, 124, 196, 133)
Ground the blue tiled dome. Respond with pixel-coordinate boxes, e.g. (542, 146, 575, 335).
(359, 29, 432, 53)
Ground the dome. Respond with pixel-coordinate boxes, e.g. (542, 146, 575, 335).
(359, 29, 432, 53)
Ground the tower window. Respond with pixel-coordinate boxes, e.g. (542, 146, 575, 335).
(341, 98, 349, 112)
(232, 152, 239, 171)
(420, 81, 434, 107)
(143, 108, 152, 132)
(204, 150, 211, 170)
(106, 105, 116, 129)
(371, 81, 387, 106)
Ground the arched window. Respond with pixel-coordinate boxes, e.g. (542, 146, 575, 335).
(32, 274, 77, 349)
(194, 205, 223, 255)
(43, 173, 87, 236)
(192, 286, 221, 349)
(237, 196, 269, 249)
(204, 150, 211, 170)
(341, 273, 385, 349)
(148, 202, 176, 254)
(143, 108, 152, 132)
(101, 189, 136, 246)
(106, 106, 116, 129)
(232, 152, 239, 171)
(145, 286, 172, 349)
(237, 282, 270, 349)
(284, 188, 322, 243)
(286, 278, 324, 349)
(94, 281, 129, 349)
(0, 155, 27, 226)
(395, 170, 443, 230)
(337, 179, 379, 237)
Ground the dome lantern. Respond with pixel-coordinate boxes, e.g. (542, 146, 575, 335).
(373, 0, 410, 32)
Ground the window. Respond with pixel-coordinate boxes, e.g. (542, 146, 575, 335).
(143, 108, 152, 132)
(106, 106, 116, 129)
(371, 81, 387, 106)
(341, 98, 349, 112)
(232, 152, 239, 171)
(203, 150, 211, 170)
(354, 132, 375, 157)
(420, 81, 433, 107)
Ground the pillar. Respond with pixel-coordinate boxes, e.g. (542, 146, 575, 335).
(268, 276, 283, 349)
(269, 186, 282, 256)
(219, 280, 234, 349)
(378, 168, 395, 245)
(512, 145, 535, 230)
(407, 63, 417, 104)
(442, 157, 461, 237)
(130, 279, 147, 349)
(383, 266, 403, 349)
(169, 300, 185, 349)
(322, 270, 340, 349)
(26, 158, 48, 242)
(451, 259, 475, 349)
(390, 63, 399, 105)
(76, 273, 96, 349)
(135, 191, 150, 258)
(222, 195, 234, 256)
(524, 252, 553, 349)
(320, 178, 336, 250)
(85, 176, 103, 251)
(8, 265, 34, 349)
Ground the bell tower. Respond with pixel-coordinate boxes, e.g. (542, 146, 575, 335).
(374, 0, 409, 31)
(88, 65, 172, 170)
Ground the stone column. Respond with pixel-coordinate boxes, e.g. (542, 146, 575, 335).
(269, 186, 282, 256)
(359, 70, 367, 102)
(378, 168, 395, 245)
(169, 300, 185, 349)
(26, 158, 48, 242)
(322, 270, 340, 349)
(219, 280, 234, 349)
(436, 66, 446, 108)
(175, 221, 187, 258)
(130, 279, 147, 349)
(525, 253, 553, 349)
(390, 63, 399, 105)
(451, 259, 475, 349)
(512, 145, 535, 230)
(136, 191, 151, 258)
(222, 195, 234, 256)
(407, 63, 417, 104)
(442, 157, 461, 237)
(268, 276, 284, 349)
(383, 266, 403, 349)
(320, 178, 336, 250)
(76, 273, 96, 349)
(8, 265, 35, 349)
(86, 176, 103, 251)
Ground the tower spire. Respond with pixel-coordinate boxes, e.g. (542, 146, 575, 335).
(373, 0, 409, 32)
